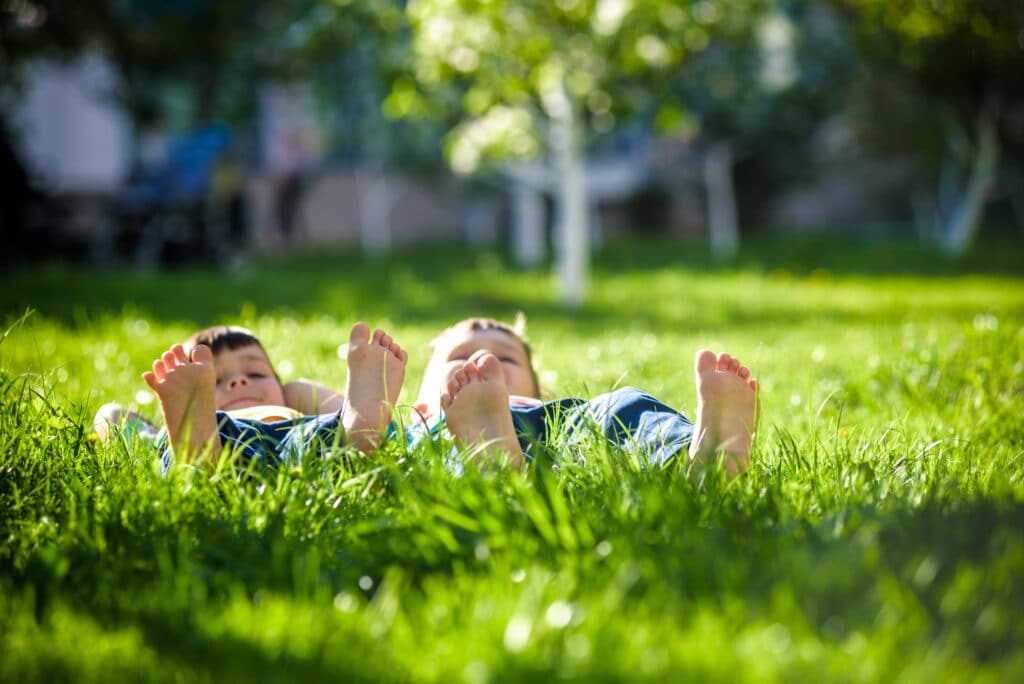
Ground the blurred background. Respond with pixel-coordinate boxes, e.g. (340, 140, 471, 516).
(2, 0, 1022, 299)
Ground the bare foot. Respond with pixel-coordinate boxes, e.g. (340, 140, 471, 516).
(142, 344, 221, 465)
(342, 323, 408, 452)
(441, 350, 524, 469)
(687, 350, 760, 476)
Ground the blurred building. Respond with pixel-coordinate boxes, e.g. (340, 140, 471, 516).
(12, 52, 132, 195)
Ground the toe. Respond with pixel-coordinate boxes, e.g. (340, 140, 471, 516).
(445, 375, 462, 399)
(463, 361, 483, 382)
(440, 392, 452, 410)
(171, 344, 188, 364)
(372, 328, 386, 346)
(476, 352, 504, 380)
(716, 352, 732, 371)
(748, 378, 758, 392)
(142, 371, 158, 391)
(191, 344, 214, 365)
(162, 350, 178, 369)
(454, 369, 469, 387)
(395, 347, 408, 364)
(695, 349, 717, 373)
(738, 366, 750, 380)
(349, 322, 371, 345)
(379, 333, 393, 348)
(152, 359, 167, 380)
(729, 357, 740, 374)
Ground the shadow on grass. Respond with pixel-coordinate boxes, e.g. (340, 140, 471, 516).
(1, 235, 1021, 328)
(10, 493, 1023, 674)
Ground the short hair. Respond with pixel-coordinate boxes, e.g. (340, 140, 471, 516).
(183, 326, 266, 357)
(182, 326, 282, 384)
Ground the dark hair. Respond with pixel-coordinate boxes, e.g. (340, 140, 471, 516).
(183, 326, 266, 357)
(182, 326, 282, 385)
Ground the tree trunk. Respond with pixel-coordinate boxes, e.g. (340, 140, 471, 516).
(552, 106, 588, 306)
(704, 140, 739, 260)
(194, 60, 220, 123)
(357, 164, 393, 254)
(938, 107, 1000, 256)
(511, 178, 545, 267)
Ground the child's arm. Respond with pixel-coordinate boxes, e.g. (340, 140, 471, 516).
(283, 379, 346, 415)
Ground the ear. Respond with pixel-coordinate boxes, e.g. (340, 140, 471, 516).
(513, 311, 527, 337)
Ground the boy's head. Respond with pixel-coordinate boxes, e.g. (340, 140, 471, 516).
(415, 316, 540, 417)
(184, 326, 286, 411)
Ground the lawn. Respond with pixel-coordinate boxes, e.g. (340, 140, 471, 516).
(1, 237, 1023, 682)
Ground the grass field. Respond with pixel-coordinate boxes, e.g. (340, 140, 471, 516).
(1, 237, 1023, 682)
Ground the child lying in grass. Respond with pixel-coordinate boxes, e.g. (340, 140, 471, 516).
(112, 323, 406, 467)
(411, 317, 760, 474)
(94, 326, 347, 443)
(103, 317, 757, 475)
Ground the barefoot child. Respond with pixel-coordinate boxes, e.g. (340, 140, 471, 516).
(411, 317, 760, 474)
(136, 322, 406, 469)
(94, 333, 346, 443)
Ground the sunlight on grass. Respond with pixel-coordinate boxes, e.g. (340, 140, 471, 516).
(1, 239, 1022, 682)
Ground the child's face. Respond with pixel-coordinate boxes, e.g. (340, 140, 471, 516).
(212, 344, 286, 411)
(435, 328, 539, 399)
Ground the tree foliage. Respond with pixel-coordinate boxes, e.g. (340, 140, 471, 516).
(393, 0, 768, 172)
(839, 0, 1024, 252)
(844, 0, 1023, 114)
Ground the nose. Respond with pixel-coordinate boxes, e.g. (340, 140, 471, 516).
(227, 375, 249, 390)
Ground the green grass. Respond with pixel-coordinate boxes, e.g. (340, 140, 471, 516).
(1, 236, 1023, 682)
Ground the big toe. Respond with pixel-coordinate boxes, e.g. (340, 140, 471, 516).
(695, 349, 717, 373)
(191, 344, 215, 365)
(475, 352, 505, 381)
(349, 322, 371, 346)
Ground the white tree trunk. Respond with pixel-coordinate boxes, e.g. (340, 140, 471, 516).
(552, 107, 588, 306)
(939, 107, 1000, 256)
(511, 179, 545, 267)
(464, 197, 498, 246)
(704, 140, 739, 260)
(357, 165, 393, 254)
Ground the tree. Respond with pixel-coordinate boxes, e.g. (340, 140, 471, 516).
(658, 1, 854, 258)
(393, 0, 762, 305)
(256, 0, 429, 253)
(3, 0, 275, 130)
(840, 0, 1024, 255)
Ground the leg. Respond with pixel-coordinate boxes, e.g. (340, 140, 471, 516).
(342, 322, 407, 453)
(568, 388, 693, 467)
(687, 350, 760, 475)
(142, 343, 221, 465)
(93, 402, 158, 442)
(441, 351, 524, 468)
